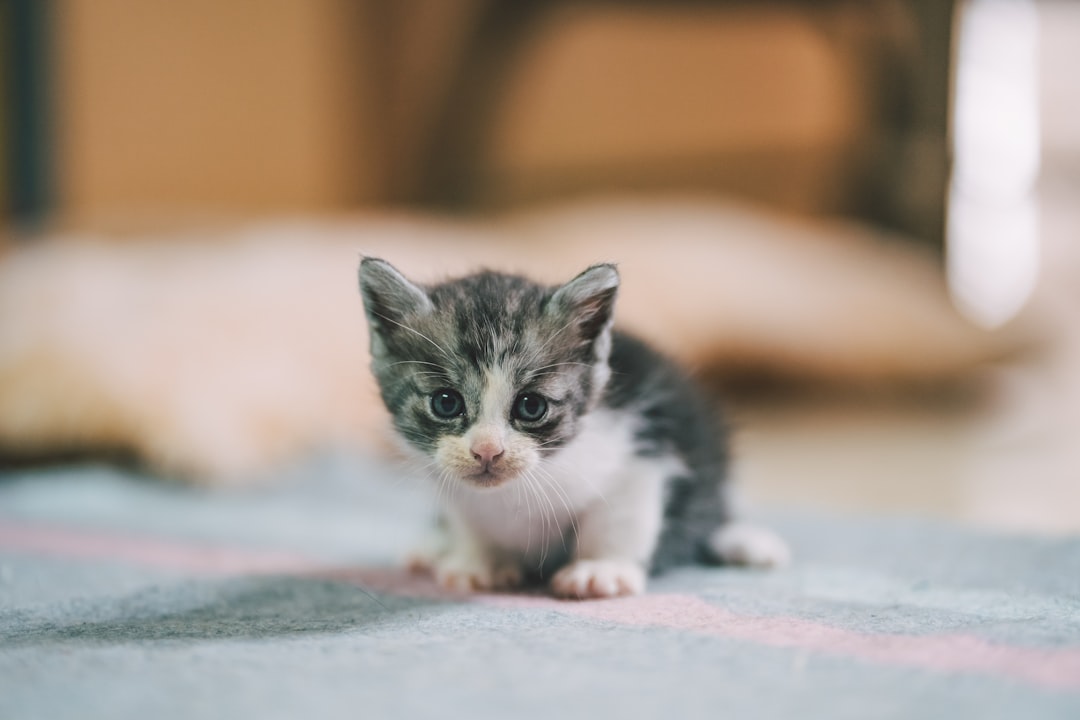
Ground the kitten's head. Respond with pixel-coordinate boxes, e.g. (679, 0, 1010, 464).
(358, 258, 618, 489)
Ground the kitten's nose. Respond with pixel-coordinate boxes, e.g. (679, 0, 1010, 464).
(470, 440, 505, 467)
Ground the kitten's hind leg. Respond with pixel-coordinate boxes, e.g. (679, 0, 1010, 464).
(707, 522, 791, 568)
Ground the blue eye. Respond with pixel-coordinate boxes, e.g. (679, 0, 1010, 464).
(430, 389, 465, 419)
(513, 393, 547, 422)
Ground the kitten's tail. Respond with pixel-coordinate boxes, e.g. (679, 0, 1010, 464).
(706, 522, 791, 568)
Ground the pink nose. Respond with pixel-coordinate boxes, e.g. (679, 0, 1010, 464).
(471, 440, 505, 466)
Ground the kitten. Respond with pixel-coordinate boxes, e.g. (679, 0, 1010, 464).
(358, 258, 788, 599)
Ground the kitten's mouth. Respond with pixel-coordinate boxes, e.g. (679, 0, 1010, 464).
(464, 468, 510, 488)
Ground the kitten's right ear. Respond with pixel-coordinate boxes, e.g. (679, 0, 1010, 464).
(358, 257, 433, 342)
(547, 263, 620, 342)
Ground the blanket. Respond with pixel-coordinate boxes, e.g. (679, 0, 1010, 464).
(1, 457, 1077, 719)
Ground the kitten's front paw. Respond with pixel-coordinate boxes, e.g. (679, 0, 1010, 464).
(551, 559, 646, 599)
(404, 533, 447, 575)
(434, 552, 522, 593)
(404, 549, 438, 576)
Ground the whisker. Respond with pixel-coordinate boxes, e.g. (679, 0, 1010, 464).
(534, 465, 578, 548)
(534, 469, 564, 565)
(403, 458, 440, 484)
(523, 470, 553, 568)
(386, 360, 451, 372)
(519, 470, 535, 557)
(532, 362, 594, 371)
(371, 311, 454, 362)
(434, 468, 449, 510)
(530, 317, 579, 360)
(524, 471, 547, 567)
(548, 455, 609, 509)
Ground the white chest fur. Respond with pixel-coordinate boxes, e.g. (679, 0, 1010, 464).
(448, 407, 683, 561)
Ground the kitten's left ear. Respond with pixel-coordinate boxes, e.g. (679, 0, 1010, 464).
(547, 263, 620, 342)
(358, 257, 433, 346)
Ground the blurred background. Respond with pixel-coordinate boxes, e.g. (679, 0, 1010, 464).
(1, 0, 1077, 532)
(8, 0, 954, 237)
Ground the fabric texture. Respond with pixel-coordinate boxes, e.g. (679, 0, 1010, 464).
(1, 457, 1078, 719)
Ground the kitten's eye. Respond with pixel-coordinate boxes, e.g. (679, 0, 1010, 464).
(430, 389, 465, 419)
(513, 393, 548, 422)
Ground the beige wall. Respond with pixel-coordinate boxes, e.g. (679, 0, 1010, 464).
(485, 5, 872, 216)
(47, 1, 923, 231)
(53, 0, 382, 227)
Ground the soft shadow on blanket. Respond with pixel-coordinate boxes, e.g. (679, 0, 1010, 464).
(1, 571, 460, 648)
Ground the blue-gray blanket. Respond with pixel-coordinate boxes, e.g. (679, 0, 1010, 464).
(2, 457, 1078, 719)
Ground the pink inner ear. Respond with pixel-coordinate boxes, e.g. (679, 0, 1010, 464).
(550, 279, 618, 343)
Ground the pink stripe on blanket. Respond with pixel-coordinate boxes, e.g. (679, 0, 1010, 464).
(3, 519, 1078, 691)
(0, 520, 318, 576)
(478, 593, 1080, 692)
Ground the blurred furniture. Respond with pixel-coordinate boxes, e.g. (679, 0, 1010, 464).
(412, 0, 956, 249)
(6, 0, 955, 248)
(3, 0, 52, 222)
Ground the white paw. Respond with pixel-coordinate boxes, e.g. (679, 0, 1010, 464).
(432, 551, 522, 593)
(404, 548, 439, 576)
(404, 532, 448, 575)
(708, 522, 791, 568)
(551, 559, 646, 599)
(491, 562, 524, 590)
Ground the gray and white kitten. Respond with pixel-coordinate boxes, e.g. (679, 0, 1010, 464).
(358, 258, 788, 599)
